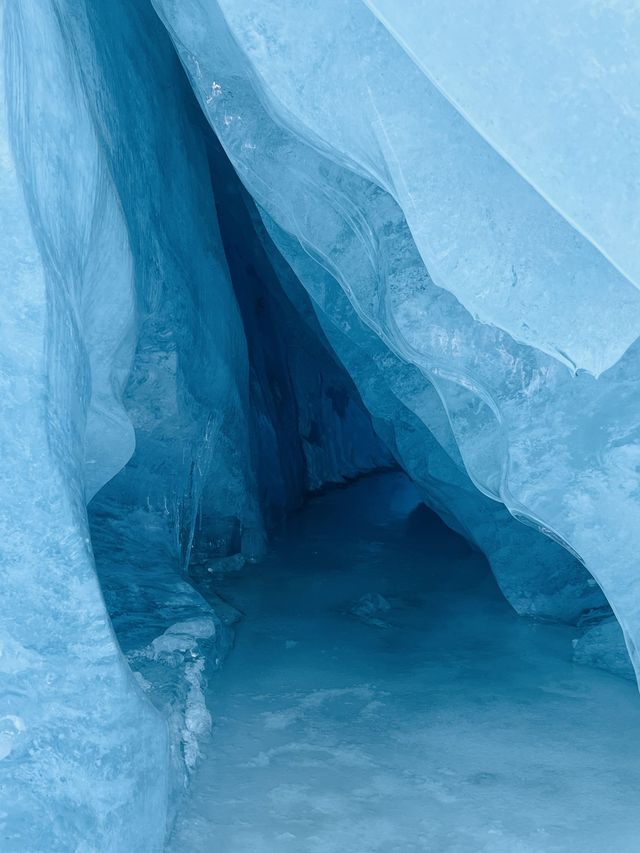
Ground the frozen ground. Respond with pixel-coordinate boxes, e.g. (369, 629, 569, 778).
(167, 472, 640, 852)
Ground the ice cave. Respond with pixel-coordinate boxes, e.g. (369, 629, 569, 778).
(2, 1, 640, 851)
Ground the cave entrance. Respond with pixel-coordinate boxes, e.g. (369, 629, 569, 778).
(84, 116, 640, 849)
(166, 470, 640, 853)
(77, 30, 639, 850)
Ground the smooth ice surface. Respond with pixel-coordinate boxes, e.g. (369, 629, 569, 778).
(364, 0, 640, 289)
(160, 0, 640, 374)
(168, 474, 640, 852)
(254, 213, 605, 625)
(0, 4, 167, 848)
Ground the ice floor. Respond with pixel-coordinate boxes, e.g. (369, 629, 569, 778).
(167, 472, 640, 852)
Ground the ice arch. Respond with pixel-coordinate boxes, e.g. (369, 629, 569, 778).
(363, 0, 640, 293)
(0, 0, 637, 849)
(151, 0, 640, 677)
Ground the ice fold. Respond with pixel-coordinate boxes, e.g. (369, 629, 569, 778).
(3, 0, 640, 849)
(363, 0, 640, 294)
(152, 0, 640, 684)
(1, 2, 387, 847)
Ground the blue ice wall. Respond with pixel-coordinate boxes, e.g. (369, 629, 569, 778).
(254, 215, 606, 624)
(2, 1, 639, 849)
(0, 3, 167, 851)
(152, 0, 640, 676)
(364, 0, 640, 297)
(0, 1, 387, 847)
(207, 132, 390, 532)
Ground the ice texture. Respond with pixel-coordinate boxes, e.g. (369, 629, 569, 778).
(364, 0, 640, 295)
(1, 0, 385, 848)
(0, 3, 166, 850)
(161, 0, 640, 377)
(152, 0, 640, 672)
(253, 212, 606, 624)
(3, 0, 640, 849)
(573, 619, 637, 682)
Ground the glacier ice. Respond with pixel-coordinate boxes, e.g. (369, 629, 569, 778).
(573, 617, 637, 682)
(253, 211, 606, 624)
(1, 1, 385, 848)
(152, 0, 640, 667)
(364, 0, 640, 292)
(161, 0, 640, 376)
(2, 0, 640, 849)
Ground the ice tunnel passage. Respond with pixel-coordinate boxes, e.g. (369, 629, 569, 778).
(167, 472, 640, 852)
(3, 0, 640, 851)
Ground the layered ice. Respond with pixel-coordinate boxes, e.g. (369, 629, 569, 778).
(2, 0, 640, 850)
(253, 212, 605, 624)
(152, 0, 640, 670)
(158, 0, 640, 376)
(1, 0, 385, 847)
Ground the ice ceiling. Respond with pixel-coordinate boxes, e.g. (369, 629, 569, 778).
(1, 0, 639, 850)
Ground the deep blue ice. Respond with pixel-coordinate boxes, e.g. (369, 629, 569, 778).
(168, 473, 640, 853)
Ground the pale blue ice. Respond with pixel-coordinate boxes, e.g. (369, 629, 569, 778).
(1, 1, 640, 850)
